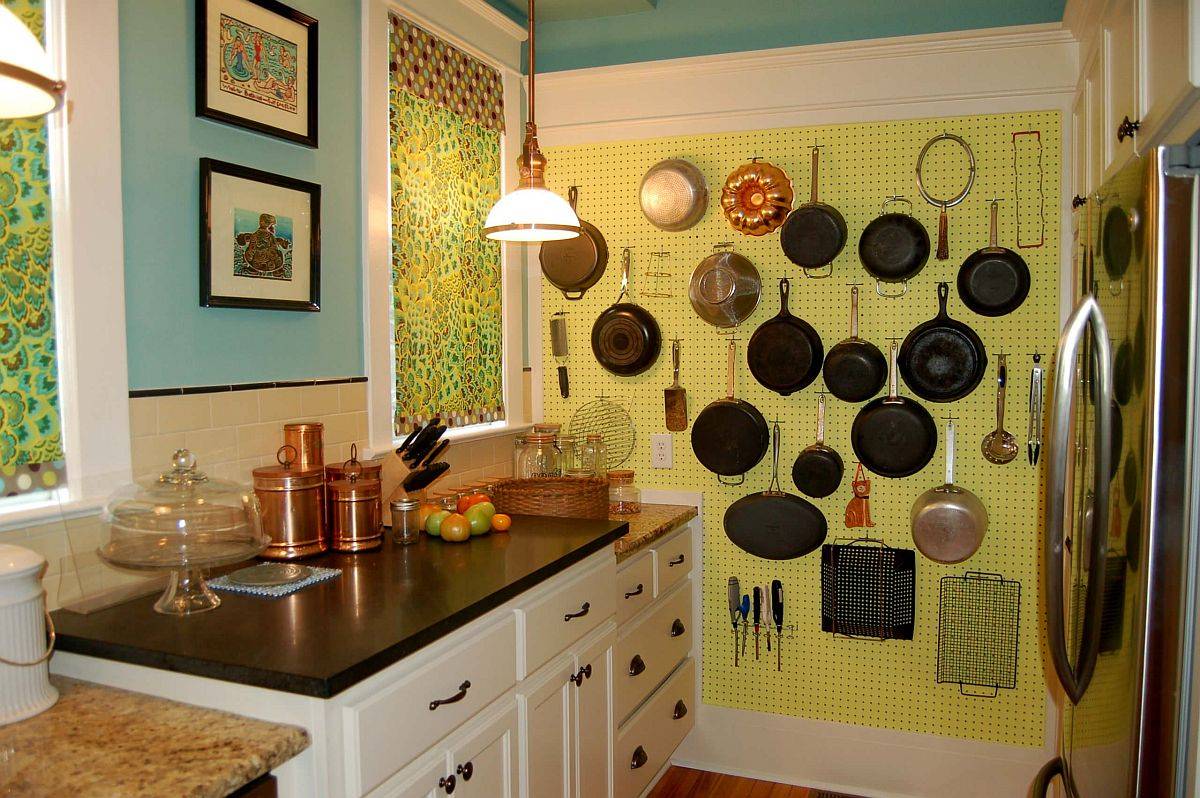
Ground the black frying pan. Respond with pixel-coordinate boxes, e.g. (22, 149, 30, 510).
(858, 197, 930, 298)
(898, 282, 988, 403)
(822, 286, 886, 402)
(792, 394, 843, 498)
(725, 423, 827, 560)
(747, 278, 823, 395)
(852, 343, 937, 478)
(957, 201, 1030, 317)
(780, 146, 846, 277)
(539, 186, 608, 300)
(692, 339, 769, 485)
(592, 250, 661, 376)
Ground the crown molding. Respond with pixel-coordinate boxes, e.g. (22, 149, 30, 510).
(459, 0, 528, 41)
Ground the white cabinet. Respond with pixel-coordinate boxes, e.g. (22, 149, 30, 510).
(1103, 0, 1140, 177)
(1072, 81, 1091, 199)
(572, 633, 612, 798)
(520, 655, 573, 798)
(1086, 48, 1106, 194)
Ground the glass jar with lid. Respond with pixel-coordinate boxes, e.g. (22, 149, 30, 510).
(608, 470, 641, 515)
(517, 432, 562, 478)
(578, 434, 608, 478)
(97, 449, 266, 615)
(390, 497, 423, 546)
(556, 434, 578, 474)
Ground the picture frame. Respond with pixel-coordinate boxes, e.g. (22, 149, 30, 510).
(200, 158, 321, 312)
(196, 0, 318, 147)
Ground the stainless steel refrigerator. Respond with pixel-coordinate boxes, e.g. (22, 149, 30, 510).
(1033, 145, 1200, 796)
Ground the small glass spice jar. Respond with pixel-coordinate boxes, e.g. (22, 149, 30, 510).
(518, 432, 562, 478)
(608, 470, 641, 515)
(556, 434, 578, 473)
(578, 434, 608, 478)
(390, 497, 423, 546)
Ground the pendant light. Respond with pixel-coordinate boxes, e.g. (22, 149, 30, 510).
(483, 0, 579, 242)
(0, 5, 65, 119)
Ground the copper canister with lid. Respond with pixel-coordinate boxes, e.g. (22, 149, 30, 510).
(324, 444, 381, 527)
(283, 421, 324, 470)
(327, 455, 383, 552)
(253, 445, 327, 559)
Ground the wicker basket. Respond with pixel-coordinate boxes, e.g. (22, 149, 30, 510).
(490, 477, 609, 520)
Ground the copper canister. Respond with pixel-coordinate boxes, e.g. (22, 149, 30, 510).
(253, 445, 327, 559)
(328, 471, 383, 552)
(283, 422, 324, 470)
(325, 444, 381, 527)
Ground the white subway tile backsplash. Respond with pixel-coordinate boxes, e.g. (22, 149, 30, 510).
(300, 384, 341, 416)
(339, 381, 367, 411)
(211, 391, 260, 426)
(128, 398, 157, 437)
(184, 427, 238, 464)
(236, 421, 281, 460)
(131, 432, 186, 478)
(259, 388, 303, 422)
(156, 393, 212, 433)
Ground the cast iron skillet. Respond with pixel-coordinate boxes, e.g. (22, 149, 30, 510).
(780, 146, 846, 277)
(858, 197, 930, 298)
(591, 250, 661, 376)
(539, 186, 608, 300)
(725, 423, 827, 560)
(692, 339, 769, 484)
(898, 282, 988, 403)
(747, 278, 823, 395)
(852, 342, 937, 478)
(792, 394, 843, 498)
(957, 201, 1030, 317)
(822, 286, 886, 403)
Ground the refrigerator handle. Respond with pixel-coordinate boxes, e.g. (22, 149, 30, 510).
(1045, 295, 1113, 705)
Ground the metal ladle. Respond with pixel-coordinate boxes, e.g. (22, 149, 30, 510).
(983, 355, 1019, 464)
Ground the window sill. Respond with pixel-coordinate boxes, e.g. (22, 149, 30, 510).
(367, 421, 532, 460)
(0, 493, 105, 535)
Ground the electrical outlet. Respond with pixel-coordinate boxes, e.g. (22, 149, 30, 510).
(651, 433, 673, 468)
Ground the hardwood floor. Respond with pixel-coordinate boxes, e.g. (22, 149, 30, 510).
(646, 766, 863, 797)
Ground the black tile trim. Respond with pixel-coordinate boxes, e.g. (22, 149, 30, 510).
(130, 377, 367, 399)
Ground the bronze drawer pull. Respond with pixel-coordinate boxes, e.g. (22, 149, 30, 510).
(570, 664, 592, 686)
(1117, 116, 1140, 143)
(439, 774, 456, 794)
(456, 762, 473, 781)
(668, 554, 685, 566)
(564, 601, 590, 621)
(629, 654, 646, 676)
(631, 745, 648, 770)
(429, 680, 471, 711)
(624, 583, 644, 599)
(670, 618, 686, 637)
(673, 699, 688, 720)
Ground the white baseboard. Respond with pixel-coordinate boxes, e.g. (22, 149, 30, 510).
(672, 704, 1053, 798)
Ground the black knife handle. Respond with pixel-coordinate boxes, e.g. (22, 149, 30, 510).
(558, 366, 569, 398)
(771, 580, 784, 629)
(752, 587, 761, 625)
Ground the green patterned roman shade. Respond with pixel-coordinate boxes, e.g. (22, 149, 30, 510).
(388, 13, 505, 433)
(0, 0, 65, 499)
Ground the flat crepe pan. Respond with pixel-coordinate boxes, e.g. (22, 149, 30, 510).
(899, 282, 988, 403)
(747, 278, 823, 395)
(852, 342, 937, 478)
(725, 423, 827, 560)
(539, 186, 607, 300)
(957, 201, 1030, 317)
(692, 339, 769, 484)
(592, 250, 661, 376)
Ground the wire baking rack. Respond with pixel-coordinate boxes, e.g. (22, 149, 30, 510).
(937, 571, 1022, 697)
(820, 537, 916, 641)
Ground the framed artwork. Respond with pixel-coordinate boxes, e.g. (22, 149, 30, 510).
(200, 158, 321, 312)
(196, 0, 318, 147)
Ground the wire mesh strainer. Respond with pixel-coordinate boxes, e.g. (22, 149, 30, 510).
(568, 396, 635, 469)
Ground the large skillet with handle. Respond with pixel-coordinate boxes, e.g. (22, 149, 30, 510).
(539, 186, 608, 300)
(591, 249, 661, 376)
(956, 200, 1030, 317)
(792, 393, 844, 498)
(852, 341, 937, 478)
(747, 278, 823, 395)
(898, 282, 987, 402)
(910, 420, 988, 563)
(725, 422, 827, 560)
(822, 286, 886, 402)
(692, 338, 769, 485)
(780, 145, 846, 277)
(858, 196, 930, 298)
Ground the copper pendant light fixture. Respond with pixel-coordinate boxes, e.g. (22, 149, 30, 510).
(483, 0, 580, 242)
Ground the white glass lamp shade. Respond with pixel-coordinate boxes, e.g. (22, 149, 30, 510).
(0, 6, 64, 119)
(484, 187, 581, 242)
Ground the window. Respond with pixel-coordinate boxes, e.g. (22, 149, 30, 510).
(0, 0, 65, 503)
(387, 13, 505, 434)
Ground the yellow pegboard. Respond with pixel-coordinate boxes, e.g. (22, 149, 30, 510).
(542, 111, 1060, 747)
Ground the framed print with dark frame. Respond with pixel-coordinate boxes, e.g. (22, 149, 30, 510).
(196, 0, 318, 147)
(200, 158, 321, 312)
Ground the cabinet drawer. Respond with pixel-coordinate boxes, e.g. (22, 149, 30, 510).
(614, 579, 692, 723)
(614, 658, 696, 798)
(345, 615, 517, 796)
(616, 552, 654, 624)
(517, 555, 616, 679)
(653, 529, 691, 597)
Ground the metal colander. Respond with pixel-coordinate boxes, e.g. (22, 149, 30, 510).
(639, 159, 708, 232)
(567, 397, 635, 469)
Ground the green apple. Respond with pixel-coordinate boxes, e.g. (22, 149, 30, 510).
(425, 509, 451, 537)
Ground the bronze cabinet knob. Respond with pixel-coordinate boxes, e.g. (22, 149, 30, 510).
(631, 745, 649, 770)
(628, 654, 646, 676)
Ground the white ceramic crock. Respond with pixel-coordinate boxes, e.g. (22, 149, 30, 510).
(0, 543, 57, 725)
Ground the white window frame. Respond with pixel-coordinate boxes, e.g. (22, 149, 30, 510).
(360, 0, 529, 454)
(0, 0, 131, 529)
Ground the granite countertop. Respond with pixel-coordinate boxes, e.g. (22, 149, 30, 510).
(52, 515, 628, 698)
(0, 677, 307, 798)
(611, 503, 698, 561)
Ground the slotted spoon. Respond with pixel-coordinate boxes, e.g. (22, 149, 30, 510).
(982, 355, 1019, 464)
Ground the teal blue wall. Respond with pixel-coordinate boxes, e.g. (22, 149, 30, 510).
(487, 0, 1066, 73)
(120, 0, 362, 389)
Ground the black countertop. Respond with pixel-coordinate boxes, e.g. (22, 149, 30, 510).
(52, 516, 628, 698)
